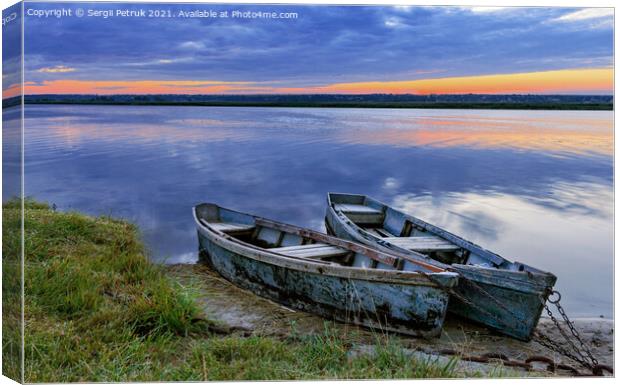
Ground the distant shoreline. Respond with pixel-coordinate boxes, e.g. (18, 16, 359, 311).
(3, 94, 613, 110)
(4, 101, 614, 111)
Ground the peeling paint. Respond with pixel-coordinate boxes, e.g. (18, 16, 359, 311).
(201, 238, 450, 337)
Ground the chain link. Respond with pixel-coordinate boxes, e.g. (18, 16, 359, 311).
(435, 348, 592, 375)
(533, 330, 590, 368)
(541, 302, 592, 367)
(542, 291, 598, 368)
(555, 300, 598, 366)
(422, 272, 603, 374)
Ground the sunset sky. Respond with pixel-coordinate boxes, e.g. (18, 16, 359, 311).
(4, 4, 614, 97)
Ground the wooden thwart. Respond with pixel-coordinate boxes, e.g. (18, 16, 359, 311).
(271, 243, 350, 259)
(365, 228, 393, 237)
(209, 222, 256, 233)
(382, 236, 460, 252)
(334, 203, 382, 214)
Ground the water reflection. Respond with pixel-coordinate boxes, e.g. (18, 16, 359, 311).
(391, 188, 613, 318)
(2, 107, 21, 201)
(19, 105, 613, 317)
(334, 111, 613, 156)
(23, 106, 613, 157)
(347, 126, 612, 157)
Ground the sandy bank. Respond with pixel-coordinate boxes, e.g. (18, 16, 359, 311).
(167, 263, 613, 377)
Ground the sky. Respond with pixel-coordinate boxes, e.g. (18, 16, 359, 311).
(3, 3, 615, 96)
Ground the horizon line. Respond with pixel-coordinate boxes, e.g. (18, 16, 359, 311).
(14, 93, 615, 97)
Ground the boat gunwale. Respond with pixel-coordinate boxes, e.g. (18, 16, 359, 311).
(193, 204, 457, 287)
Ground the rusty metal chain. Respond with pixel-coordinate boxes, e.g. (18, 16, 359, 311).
(439, 348, 612, 376)
(533, 330, 591, 370)
(541, 309, 587, 367)
(420, 272, 607, 375)
(435, 348, 595, 375)
(461, 280, 601, 373)
(552, 294, 598, 367)
(542, 291, 598, 368)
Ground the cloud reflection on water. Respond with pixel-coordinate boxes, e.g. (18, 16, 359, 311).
(23, 106, 613, 157)
(390, 185, 613, 317)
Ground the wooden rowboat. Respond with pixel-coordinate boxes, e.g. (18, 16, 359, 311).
(194, 203, 459, 337)
(325, 193, 557, 341)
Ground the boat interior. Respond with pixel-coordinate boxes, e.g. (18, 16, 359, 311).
(328, 193, 535, 272)
(329, 194, 471, 265)
(195, 203, 435, 273)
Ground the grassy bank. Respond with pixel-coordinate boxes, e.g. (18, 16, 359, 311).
(2, 200, 501, 381)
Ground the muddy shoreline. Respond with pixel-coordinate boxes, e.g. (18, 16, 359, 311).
(166, 263, 613, 376)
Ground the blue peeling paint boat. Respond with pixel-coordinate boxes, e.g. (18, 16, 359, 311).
(194, 203, 459, 337)
(325, 193, 557, 341)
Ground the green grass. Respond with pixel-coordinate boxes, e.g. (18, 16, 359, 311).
(2, 198, 23, 381)
(2, 199, 499, 381)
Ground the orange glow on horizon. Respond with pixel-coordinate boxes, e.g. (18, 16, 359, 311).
(297, 68, 613, 95)
(15, 67, 614, 96)
(22, 79, 256, 95)
(3, 83, 22, 99)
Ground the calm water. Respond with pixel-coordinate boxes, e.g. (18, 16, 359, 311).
(4, 105, 613, 318)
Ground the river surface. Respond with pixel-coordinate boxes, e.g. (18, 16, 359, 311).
(3, 105, 613, 318)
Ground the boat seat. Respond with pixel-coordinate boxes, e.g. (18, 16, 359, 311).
(271, 243, 350, 260)
(365, 228, 393, 238)
(382, 236, 460, 252)
(334, 204, 382, 214)
(209, 222, 255, 233)
(334, 204, 384, 225)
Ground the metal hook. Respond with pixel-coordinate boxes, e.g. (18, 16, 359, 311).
(547, 290, 561, 304)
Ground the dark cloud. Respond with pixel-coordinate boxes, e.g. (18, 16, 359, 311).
(22, 4, 613, 85)
(3, 3, 23, 93)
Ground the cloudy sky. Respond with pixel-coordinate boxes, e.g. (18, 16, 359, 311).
(4, 3, 614, 96)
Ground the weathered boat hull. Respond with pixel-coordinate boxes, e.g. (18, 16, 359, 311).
(194, 204, 457, 338)
(197, 228, 451, 337)
(325, 194, 557, 341)
(448, 266, 547, 341)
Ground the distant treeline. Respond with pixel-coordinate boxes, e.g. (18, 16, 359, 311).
(3, 94, 614, 110)
(3, 96, 21, 108)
